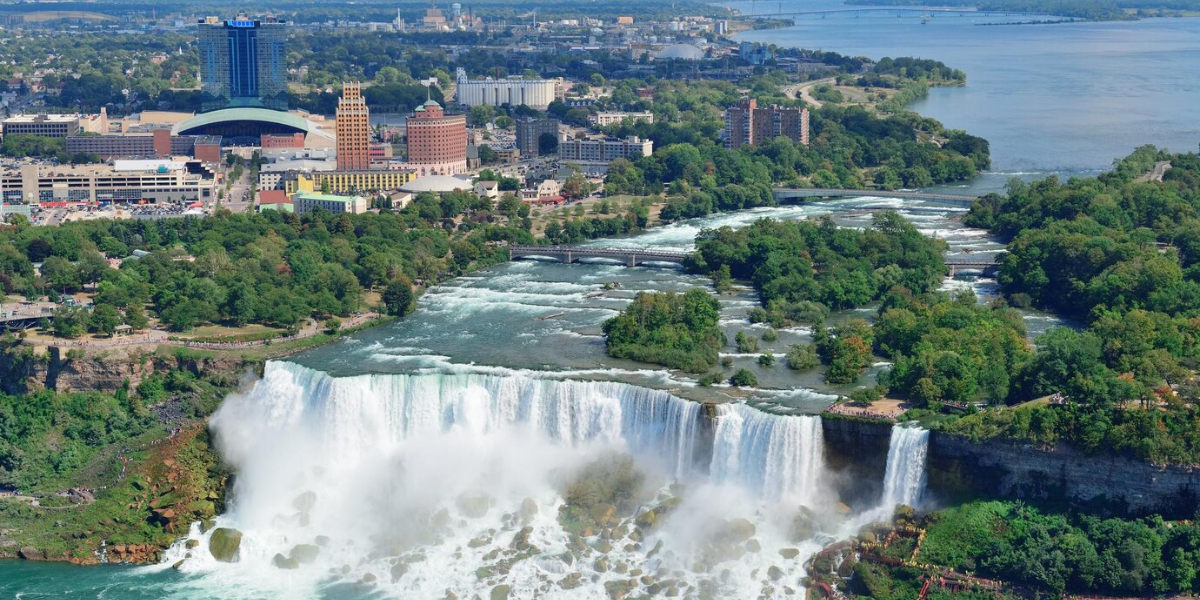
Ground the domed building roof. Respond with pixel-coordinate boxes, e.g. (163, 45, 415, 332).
(654, 44, 706, 61)
(399, 174, 472, 193)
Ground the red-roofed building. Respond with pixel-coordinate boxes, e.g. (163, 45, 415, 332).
(258, 190, 294, 213)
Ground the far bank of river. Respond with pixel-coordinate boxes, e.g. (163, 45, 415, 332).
(732, 0, 1200, 178)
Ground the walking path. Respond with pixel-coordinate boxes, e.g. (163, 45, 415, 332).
(40, 312, 381, 351)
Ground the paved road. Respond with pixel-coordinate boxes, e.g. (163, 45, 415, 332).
(784, 77, 837, 109)
(1137, 161, 1173, 183)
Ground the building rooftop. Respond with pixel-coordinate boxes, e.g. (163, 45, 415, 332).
(399, 174, 472, 193)
(172, 107, 312, 137)
(654, 44, 705, 60)
(259, 190, 291, 204)
(3, 114, 81, 124)
(294, 192, 364, 203)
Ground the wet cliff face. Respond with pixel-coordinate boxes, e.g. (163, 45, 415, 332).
(927, 431, 1200, 519)
(0, 346, 256, 395)
(819, 418, 893, 510)
(821, 418, 1200, 519)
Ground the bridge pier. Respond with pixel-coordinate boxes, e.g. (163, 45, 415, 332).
(629, 255, 638, 267)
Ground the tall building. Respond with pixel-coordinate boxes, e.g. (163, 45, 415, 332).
(454, 68, 558, 110)
(723, 98, 810, 149)
(405, 100, 467, 176)
(197, 16, 287, 112)
(336, 83, 371, 171)
(515, 117, 559, 157)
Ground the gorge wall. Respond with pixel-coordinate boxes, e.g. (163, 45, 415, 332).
(822, 417, 1200, 518)
(0, 345, 257, 395)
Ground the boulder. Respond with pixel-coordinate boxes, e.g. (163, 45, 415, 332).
(207, 528, 242, 563)
(272, 553, 298, 569)
(290, 544, 320, 564)
(779, 548, 801, 560)
(293, 491, 317, 513)
(520, 498, 538, 521)
(457, 493, 491, 519)
(391, 562, 409, 582)
(560, 572, 584, 589)
(767, 565, 784, 580)
(491, 584, 512, 600)
(721, 518, 756, 544)
(591, 504, 618, 527)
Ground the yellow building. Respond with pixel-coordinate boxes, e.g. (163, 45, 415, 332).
(285, 170, 416, 196)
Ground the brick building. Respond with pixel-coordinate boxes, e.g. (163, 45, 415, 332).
(405, 100, 467, 176)
(336, 82, 371, 171)
(723, 98, 809, 149)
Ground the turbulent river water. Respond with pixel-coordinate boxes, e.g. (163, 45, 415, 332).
(1, 198, 1028, 600)
(9, 1, 1200, 596)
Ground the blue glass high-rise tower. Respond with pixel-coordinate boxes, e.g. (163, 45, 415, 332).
(197, 16, 287, 112)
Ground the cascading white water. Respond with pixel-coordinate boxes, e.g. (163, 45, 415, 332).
(163, 362, 855, 599)
(709, 404, 826, 506)
(879, 426, 930, 509)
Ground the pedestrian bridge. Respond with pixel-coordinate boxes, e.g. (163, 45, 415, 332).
(510, 245, 1001, 274)
(772, 188, 980, 208)
(508, 245, 687, 267)
(946, 256, 1001, 276)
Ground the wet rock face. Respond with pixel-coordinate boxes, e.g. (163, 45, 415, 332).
(208, 528, 243, 562)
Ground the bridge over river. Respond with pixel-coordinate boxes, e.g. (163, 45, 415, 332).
(772, 188, 980, 208)
(510, 245, 1000, 275)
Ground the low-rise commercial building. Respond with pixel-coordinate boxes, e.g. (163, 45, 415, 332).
(283, 170, 415, 195)
(293, 192, 367, 215)
(590, 111, 654, 127)
(558, 135, 653, 164)
(0, 160, 218, 204)
(65, 131, 222, 161)
(2, 114, 83, 138)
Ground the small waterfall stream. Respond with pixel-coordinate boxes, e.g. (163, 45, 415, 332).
(879, 426, 931, 509)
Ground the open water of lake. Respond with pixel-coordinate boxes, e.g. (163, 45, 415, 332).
(733, 0, 1200, 189)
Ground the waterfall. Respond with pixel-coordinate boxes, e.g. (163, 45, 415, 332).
(709, 404, 826, 505)
(879, 425, 930, 509)
(212, 361, 704, 478)
(174, 361, 841, 598)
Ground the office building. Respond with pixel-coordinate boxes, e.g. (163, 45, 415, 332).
(2, 114, 82, 138)
(293, 192, 367, 215)
(723, 98, 809, 149)
(336, 82, 371, 171)
(198, 16, 288, 112)
(454, 68, 557, 109)
(515, 117, 559, 157)
(558, 135, 653, 164)
(405, 100, 467, 176)
(0, 161, 217, 205)
(65, 131, 222, 162)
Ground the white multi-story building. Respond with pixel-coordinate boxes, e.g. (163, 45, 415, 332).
(558, 135, 653, 164)
(590, 111, 655, 127)
(454, 68, 558, 109)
